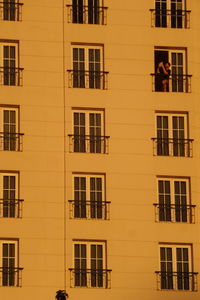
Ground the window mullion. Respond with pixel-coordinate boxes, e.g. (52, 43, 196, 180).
(86, 47, 89, 71)
(0, 109, 3, 132)
(0, 242, 2, 268)
(168, 115, 173, 140)
(167, 0, 171, 27)
(85, 113, 89, 152)
(184, 115, 188, 139)
(86, 176, 90, 218)
(0, 175, 2, 199)
(87, 244, 91, 287)
(172, 246, 177, 289)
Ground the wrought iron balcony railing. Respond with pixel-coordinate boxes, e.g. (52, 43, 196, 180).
(0, 199, 24, 218)
(153, 203, 195, 223)
(155, 271, 198, 291)
(0, 132, 24, 151)
(68, 134, 109, 154)
(150, 73, 192, 93)
(66, 5, 108, 25)
(0, 67, 24, 86)
(67, 70, 108, 89)
(150, 9, 191, 28)
(0, 2, 23, 21)
(152, 138, 193, 157)
(68, 200, 110, 220)
(0, 267, 23, 287)
(69, 268, 111, 288)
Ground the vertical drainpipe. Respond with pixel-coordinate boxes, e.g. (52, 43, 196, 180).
(62, 0, 67, 292)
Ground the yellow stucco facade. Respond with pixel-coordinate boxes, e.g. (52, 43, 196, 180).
(0, 0, 200, 299)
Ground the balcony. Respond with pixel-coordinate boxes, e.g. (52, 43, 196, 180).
(155, 271, 198, 291)
(150, 73, 192, 93)
(0, 132, 24, 151)
(0, 199, 24, 218)
(69, 268, 111, 288)
(68, 200, 110, 220)
(0, 2, 23, 21)
(68, 134, 109, 154)
(150, 9, 191, 29)
(0, 267, 23, 287)
(66, 4, 108, 25)
(0, 67, 24, 86)
(152, 138, 193, 157)
(153, 204, 195, 223)
(67, 70, 108, 89)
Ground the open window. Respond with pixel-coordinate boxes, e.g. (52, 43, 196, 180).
(152, 47, 191, 93)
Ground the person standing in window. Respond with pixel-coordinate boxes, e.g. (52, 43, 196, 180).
(156, 62, 171, 92)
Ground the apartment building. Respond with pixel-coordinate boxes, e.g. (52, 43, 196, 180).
(0, 1, 200, 300)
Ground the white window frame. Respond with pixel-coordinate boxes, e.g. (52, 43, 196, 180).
(156, 177, 192, 222)
(155, 0, 186, 28)
(2, 0, 20, 21)
(154, 48, 188, 92)
(71, 45, 103, 71)
(73, 109, 104, 137)
(0, 239, 18, 286)
(70, 44, 106, 89)
(72, 173, 106, 219)
(0, 107, 19, 151)
(72, 241, 106, 287)
(0, 42, 19, 86)
(155, 49, 186, 73)
(158, 244, 193, 290)
(169, 49, 186, 76)
(71, 109, 106, 153)
(156, 112, 188, 138)
(0, 42, 18, 67)
(0, 106, 19, 132)
(155, 112, 189, 156)
(0, 172, 19, 218)
(71, 0, 104, 19)
(156, 0, 185, 12)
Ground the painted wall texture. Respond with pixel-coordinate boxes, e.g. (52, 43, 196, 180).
(0, 1, 200, 300)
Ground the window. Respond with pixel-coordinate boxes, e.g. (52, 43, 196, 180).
(156, 244, 197, 291)
(0, 42, 23, 86)
(0, 172, 23, 218)
(0, 240, 22, 287)
(69, 109, 109, 154)
(152, 113, 193, 157)
(67, 0, 107, 25)
(0, 107, 23, 151)
(154, 177, 195, 223)
(150, 0, 190, 29)
(69, 174, 110, 219)
(69, 241, 111, 288)
(151, 48, 191, 93)
(68, 45, 108, 89)
(1, 0, 23, 21)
